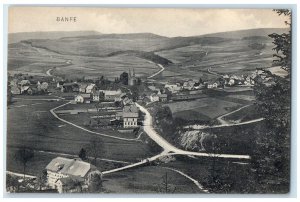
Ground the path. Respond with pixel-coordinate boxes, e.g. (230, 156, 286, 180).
(186, 117, 265, 130)
(147, 64, 165, 79)
(6, 171, 36, 179)
(216, 104, 251, 125)
(50, 102, 143, 142)
(162, 166, 209, 193)
(46, 69, 52, 76)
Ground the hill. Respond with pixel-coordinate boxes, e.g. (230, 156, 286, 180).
(8, 28, 290, 80)
(200, 28, 289, 39)
(8, 31, 101, 44)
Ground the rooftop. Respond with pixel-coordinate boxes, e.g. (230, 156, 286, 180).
(46, 157, 95, 178)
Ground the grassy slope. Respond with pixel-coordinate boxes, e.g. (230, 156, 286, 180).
(7, 98, 155, 173)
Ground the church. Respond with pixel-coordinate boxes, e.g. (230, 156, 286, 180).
(128, 69, 137, 86)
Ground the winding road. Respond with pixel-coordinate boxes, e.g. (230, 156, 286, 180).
(136, 103, 251, 160)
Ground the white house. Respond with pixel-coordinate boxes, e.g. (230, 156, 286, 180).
(45, 157, 99, 193)
(123, 104, 139, 128)
(75, 94, 91, 103)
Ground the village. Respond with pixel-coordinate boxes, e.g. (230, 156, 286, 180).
(6, 64, 264, 193)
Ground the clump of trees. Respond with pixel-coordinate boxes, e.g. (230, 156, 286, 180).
(252, 9, 291, 193)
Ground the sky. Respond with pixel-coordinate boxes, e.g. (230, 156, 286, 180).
(8, 7, 289, 37)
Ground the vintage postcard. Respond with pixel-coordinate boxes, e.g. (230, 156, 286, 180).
(6, 7, 292, 194)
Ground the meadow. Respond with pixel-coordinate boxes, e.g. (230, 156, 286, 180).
(6, 97, 156, 176)
(164, 97, 243, 121)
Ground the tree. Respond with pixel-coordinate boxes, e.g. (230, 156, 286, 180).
(14, 148, 34, 181)
(87, 137, 105, 166)
(78, 148, 87, 160)
(87, 170, 103, 193)
(251, 9, 291, 193)
(35, 169, 48, 191)
(156, 172, 176, 193)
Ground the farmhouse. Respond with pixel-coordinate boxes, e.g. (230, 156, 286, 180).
(45, 157, 100, 193)
(75, 94, 91, 103)
(164, 84, 181, 94)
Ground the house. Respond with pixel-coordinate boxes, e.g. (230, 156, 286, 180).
(228, 79, 235, 86)
(45, 157, 100, 193)
(19, 80, 30, 86)
(212, 82, 218, 88)
(158, 94, 168, 102)
(150, 93, 159, 102)
(61, 83, 79, 92)
(123, 104, 139, 128)
(10, 85, 21, 95)
(102, 89, 122, 101)
(79, 84, 88, 93)
(183, 80, 196, 90)
(21, 86, 33, 94)
(75, 94, 91, 103)
(86, 84, 96, 94)
(122, 97, 133, 106)
(92, 90, 104, 102)
(164, 84, 181, 94)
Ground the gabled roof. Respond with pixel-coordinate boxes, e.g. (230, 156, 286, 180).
(77, 94, 91, 99)
(86, 84, 96, 90)
(79, 83, 88, 89)
(123, 104, 139, 118)
(46, 157, 94, 178)
(158, 94, 168, 98)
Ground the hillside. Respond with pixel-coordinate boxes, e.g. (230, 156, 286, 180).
(8, 28, 289, 80)
(200, 28, 289, 39)
(8, 31, 101, 44)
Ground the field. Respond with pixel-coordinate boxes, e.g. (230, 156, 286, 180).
(164, 156, 254, 193)
(8, 42, 159, 80)
(6, 97, 156, 177)
(103, 165, 203, 193)
(164, 97, 243, 121)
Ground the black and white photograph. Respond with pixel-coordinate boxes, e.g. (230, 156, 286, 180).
(5, 6, 293, 194)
